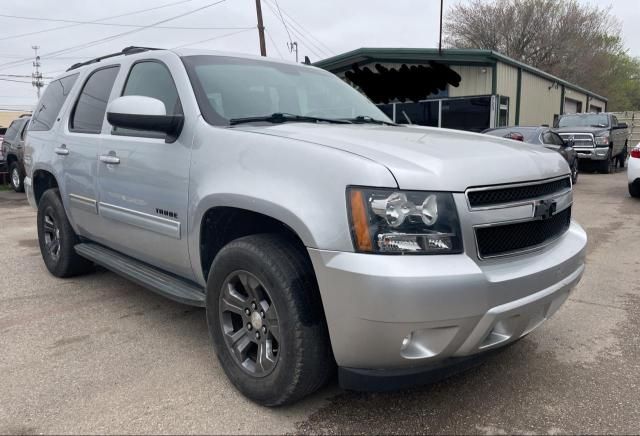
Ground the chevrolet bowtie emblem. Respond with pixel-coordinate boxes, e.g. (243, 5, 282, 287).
(534, 199, 557, 220)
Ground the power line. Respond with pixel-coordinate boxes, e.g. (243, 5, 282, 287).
(265, 29, 284, 59)
(0, 0, 202, 43)
(272, 0, 292, 44)
(263, 0, 334, 56)
(261, 0, 326, 59)
(0, 13, 252, 31)
(172, 28, 254, 48)
(0, 0, 231, 72)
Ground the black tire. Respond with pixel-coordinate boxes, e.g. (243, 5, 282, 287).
(37, 189, 93, 277)
(571, 160, 579, 184)
(206, 234, 333, 406)
(619, 145, 628, 169)
(598, 153, 615, 174)
(630, 182, 640, 198)
(9, 162, 24, 192)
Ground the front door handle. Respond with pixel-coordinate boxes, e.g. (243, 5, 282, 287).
(99, 153, 120, 165)
(54, 145, 69, 156)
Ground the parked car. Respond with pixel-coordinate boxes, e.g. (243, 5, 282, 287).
(0, 127, 6, 172)
(24, 47, 587, 406)
(483, 126, 579, 183)
(1, 116, 30, 192)
(555, 113, 628, 174)
(628, 144, 640, 198)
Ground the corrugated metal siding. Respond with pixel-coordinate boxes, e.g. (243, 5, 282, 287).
(519, 71, 562, 126)
(496, 62, 518, 125)
(448, 66, 492, 97)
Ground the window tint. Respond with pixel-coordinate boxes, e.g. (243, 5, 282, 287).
(114, 61, 182, 137)
(70, 66, 120, 133)
(30, 74, 78, 132)
(4, 119, 22, 141)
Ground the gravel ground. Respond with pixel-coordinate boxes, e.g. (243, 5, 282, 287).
(1, 170, 639, 434)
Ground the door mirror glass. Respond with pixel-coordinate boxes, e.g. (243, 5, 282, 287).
(106, 96, 184, 143)
(617, 122, 628, 129)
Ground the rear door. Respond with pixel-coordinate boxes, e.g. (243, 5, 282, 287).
(95, 58, 193, 279)
(62, 65, 120, 237)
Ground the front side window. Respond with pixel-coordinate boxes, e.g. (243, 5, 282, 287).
(182, 55, 390, 126)
(70, 66, 120, 134)
(4, 119, 22, 141)
(114, 61, 182, 137)
(30, 74, 78, 132)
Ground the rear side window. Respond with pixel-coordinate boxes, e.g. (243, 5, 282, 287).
(3, 120, 22, 141)
(113, 61, 182, 138)
(70, 66, 120, 134)
(30, 74, 78, 132)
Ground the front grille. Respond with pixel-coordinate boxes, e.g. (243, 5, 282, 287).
(558, 133, 595, 148)
(467, 177, 571, 207)
(475, 207, 571, 258)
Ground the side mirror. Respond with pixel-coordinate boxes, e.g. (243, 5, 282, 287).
(618, 122, 628, 129)
(107, 96, 184, 143)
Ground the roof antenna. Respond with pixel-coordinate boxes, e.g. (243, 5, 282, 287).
(303, 56, 311, 65)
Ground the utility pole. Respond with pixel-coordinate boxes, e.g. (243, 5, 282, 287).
(288, 41, 298, 63)
(255, 0, 267, 56)
(438, 0, 444, 56)
(31, 45, 43, 99)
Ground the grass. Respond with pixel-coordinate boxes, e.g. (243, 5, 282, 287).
(0, 184, 11, 191)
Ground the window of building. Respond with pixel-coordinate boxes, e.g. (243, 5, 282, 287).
(395, 101, 439, 126)
(441, 97, 491, 132)
(70, 66, 120, 134)
(30, 74, 79, 132)
(499, 96, 509, 127)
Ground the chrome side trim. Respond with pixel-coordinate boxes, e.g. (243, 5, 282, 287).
(98, 202, 181, 239)
(69, 193, 98, 214)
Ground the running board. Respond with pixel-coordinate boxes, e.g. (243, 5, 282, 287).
(75, 243, 206, 307)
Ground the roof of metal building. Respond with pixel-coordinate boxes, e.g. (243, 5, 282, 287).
(314, 48, 607, 102)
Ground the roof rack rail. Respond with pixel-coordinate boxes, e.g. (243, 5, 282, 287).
(66, 46, 162, 72)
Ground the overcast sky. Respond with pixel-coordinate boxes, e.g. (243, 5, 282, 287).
(0, 0, 638, 109)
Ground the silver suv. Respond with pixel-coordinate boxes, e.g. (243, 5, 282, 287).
(25, 46, 587, 406)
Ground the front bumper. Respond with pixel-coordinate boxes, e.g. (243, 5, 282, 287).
(24, 176, 36, 208)
(575, 146, 609, 160)
(308, 221, 586, 370)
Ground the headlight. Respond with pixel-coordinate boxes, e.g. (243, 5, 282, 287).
(594, 135, 610, 146)
(347, 187, 463, 254)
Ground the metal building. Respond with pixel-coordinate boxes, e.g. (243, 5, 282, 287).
(315, 48, 607, 132)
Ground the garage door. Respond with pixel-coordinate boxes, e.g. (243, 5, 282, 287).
(565, 99, 579, 114)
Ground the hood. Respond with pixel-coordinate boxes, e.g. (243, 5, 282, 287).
(234, 124, 570, 191)
(554, 126, 609, 136)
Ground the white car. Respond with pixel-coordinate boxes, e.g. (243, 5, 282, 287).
(629, 144, 640, 197)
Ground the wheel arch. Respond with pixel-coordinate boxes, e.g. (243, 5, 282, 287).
(32, 169, 59, 205)
(196, 202, 313, 284)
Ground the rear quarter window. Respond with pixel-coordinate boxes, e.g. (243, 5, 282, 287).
(30, 74, 79, 132)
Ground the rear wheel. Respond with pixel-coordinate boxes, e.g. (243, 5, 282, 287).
(630, 182, 640, 198)
(619, 145, 628, 168)
(9, 162, 24, 192)
(37, 189, 94, 277)
(206, 234, 333, 406)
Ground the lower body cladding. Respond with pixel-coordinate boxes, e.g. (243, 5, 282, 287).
(308, 221, 586, 390)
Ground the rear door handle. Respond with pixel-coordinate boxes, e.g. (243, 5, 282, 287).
(54, 145, 69, 156)
(99, 154, 120, 165)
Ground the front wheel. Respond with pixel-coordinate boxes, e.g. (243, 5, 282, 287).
(630, 182, 640, 198)
(598, 154, 615, 174)
(9, 162, 24, 192)
(206, 234, 333, 406)
(37, 189, 94, 277)
(571, 160, 579, 184)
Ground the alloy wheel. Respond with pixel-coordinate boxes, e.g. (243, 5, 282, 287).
(11, 167, 19, 189)
(219, 271, 280, 377)
(43, 213, 61, 260)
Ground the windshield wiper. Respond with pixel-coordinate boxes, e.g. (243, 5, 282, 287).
(341, 115, 399, 126)
(590, 124, 608, 128)
(229, 112, 352, 126)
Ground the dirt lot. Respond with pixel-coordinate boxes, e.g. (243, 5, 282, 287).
(1, 171, 640, 434)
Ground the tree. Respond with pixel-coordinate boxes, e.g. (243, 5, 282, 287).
(444, 0, 640, 110)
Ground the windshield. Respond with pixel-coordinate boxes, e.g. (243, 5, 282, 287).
(182, 55, 390, 126)
(558, 114, 609, 128)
